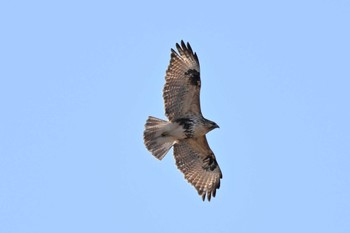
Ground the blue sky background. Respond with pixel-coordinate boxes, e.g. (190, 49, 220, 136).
(1, 1, 349, 232)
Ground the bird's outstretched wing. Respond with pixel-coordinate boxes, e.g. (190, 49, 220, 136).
(173, 136, 222, 201)
(163, 41, 202, 121)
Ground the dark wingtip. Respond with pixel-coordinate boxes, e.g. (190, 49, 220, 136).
(172, 40, 200, 70)
(178, 40, 193, 54)
(175, 42, 181, 52)
(181, 40, 186, 49)
(207, 192, 212, 201)
(170, 48, 178, 58)
(194, 52, 199, 63)
(186, 42, 193, 52)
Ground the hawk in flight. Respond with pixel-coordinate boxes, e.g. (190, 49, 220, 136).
(143, 41, 222, 201)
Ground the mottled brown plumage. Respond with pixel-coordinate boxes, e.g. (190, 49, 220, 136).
(174, 136, 222, 201)
(143, 41, 222, 201)
(163, 41, 202, 120)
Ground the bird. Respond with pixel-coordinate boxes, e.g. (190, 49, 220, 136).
(143, 40, 222, 201)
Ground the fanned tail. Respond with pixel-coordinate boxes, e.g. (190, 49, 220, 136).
(143, 116, 174, 160)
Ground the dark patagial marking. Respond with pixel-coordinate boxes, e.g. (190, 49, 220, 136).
(185, 69, 200, 86)
(202, 155, 218, 171)
(175, 118, 194, 138)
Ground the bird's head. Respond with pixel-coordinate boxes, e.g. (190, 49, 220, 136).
(206, 119, 220, 131)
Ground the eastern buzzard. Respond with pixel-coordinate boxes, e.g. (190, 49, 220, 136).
(143, 41, 222, 201)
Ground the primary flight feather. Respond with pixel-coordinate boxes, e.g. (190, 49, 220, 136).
(143, 41, 222, 201)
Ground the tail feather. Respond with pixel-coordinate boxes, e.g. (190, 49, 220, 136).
(143, 116, 174, 160)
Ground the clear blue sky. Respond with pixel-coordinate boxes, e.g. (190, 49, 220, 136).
(1, 1, 349, 232)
